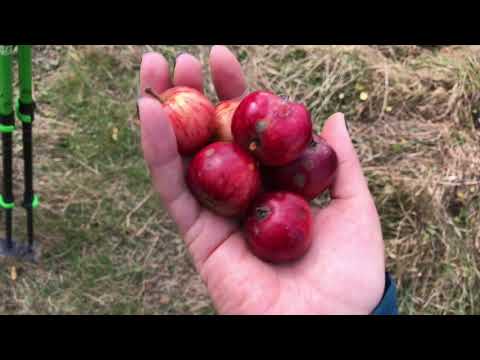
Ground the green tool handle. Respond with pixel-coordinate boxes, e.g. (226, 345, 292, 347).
(18, 45, 33, 105)
(0, 50, 14, 116)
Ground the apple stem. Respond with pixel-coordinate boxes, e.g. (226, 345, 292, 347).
(145, 87, 164, 104)
(309, 138, 317, 148)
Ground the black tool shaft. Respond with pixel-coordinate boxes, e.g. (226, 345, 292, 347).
(22, 123, 34, 248)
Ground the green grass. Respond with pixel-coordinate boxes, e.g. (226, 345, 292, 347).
(1, 45, 479, 314)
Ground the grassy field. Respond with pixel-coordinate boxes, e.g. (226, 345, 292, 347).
(0, 45, 479, 314)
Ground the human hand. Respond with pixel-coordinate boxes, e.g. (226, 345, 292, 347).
(138, 46, 386, 314)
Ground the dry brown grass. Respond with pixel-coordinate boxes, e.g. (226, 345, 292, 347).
(0, 45, 479, 314)
(240, 45, 480, 313)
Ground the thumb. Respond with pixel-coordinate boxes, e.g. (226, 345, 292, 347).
(321, 113, 370, 201)
(138, 97, 200, 236)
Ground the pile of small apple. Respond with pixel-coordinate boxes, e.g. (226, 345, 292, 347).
(146, 86, 338, 264)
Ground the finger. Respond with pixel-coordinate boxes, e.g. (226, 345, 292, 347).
(321, 113, 370, 201)
(139, 52, 172, 97)
(138, 97, 200, 235)
(173, 53, 204, 92)
(209, 45, 247, 100)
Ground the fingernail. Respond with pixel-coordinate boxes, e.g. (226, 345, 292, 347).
(326, 112, 349, 135)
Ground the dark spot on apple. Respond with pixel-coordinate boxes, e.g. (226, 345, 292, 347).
(309, 138, 317, 148)
(256, 120, 269, 134)
(255, 206, 270, 221)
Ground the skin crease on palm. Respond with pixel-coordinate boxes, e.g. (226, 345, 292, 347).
(138, 46, 386, 315)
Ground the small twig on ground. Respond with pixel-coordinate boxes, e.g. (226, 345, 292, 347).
(65, 154, 99, 176)
(380, 62, 390, 121)
(142, 235, 161, 268)
(135, 214, 156, 237)
(125, 190, 154, 228)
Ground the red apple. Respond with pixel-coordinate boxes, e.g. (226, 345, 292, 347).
(232, 91, 312, 166)
(245, 192, 313, 263)
(146, 86, 215, 156)
(214, 99, 241, 142)
(265, 134, 338, 200)
(187, 142, 262, 217)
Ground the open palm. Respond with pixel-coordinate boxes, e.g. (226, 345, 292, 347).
(138, 46, 386, 315)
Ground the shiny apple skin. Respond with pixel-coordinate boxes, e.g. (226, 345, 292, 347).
(159, 86, 216, 156)
(187, 142, 262, 217)
(265, 134, 338, 200)
(245, 191, 313, 263)
(231, 91, 312, 167)
(214, 99, 241, 142)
